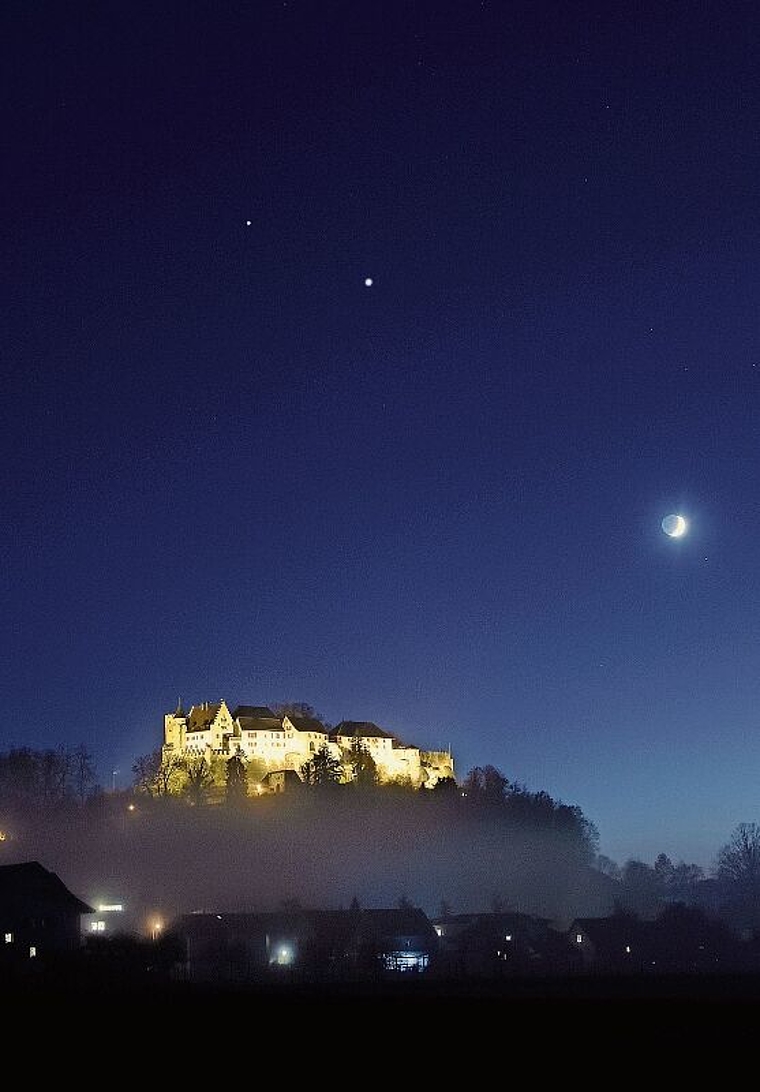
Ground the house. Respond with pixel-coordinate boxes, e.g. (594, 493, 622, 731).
(169, 906, 439, 982)
(0, 861, 93, 969)
(259, 769, 303, 794)
(431, 911, 578, 977)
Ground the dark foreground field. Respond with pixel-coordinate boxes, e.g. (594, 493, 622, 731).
(5, 970, 760, 1051)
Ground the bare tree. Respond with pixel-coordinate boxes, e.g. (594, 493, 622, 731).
(132, 750, 184, 796)
(183, 755, 214, 806)
(716, 823, 760, 892)
(72, 743, 97, 803)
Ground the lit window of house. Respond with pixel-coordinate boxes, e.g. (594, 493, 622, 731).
(4, 933, 12, 944)
(29, 947, 36, 958)
(576, 933, 583, 944)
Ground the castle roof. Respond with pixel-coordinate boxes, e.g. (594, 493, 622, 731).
(237, 715, 283, 732)
(333, 721, 394, 740)
(233, 706, 277, 720)
(186, 703, 221, 731)
(288, 717, 328, 734)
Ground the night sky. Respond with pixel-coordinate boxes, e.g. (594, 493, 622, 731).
(3, 2, 760, 869)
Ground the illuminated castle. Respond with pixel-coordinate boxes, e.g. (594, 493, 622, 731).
(163, 701, 454, 789)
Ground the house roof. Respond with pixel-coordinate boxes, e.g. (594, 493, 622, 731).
(333, 721, 394, 740)
(354, 907, 438, 943)
(0, 861, 93, 916)
(233, 706, 277, 720)
(287, 717, 328, 734)
(261, 769, 303, 784)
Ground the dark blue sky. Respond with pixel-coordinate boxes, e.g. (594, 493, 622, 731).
(3, 1, 760, 868)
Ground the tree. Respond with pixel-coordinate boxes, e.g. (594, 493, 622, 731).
(654, 852, 675, 890)
(716, 823, 760, 888)
(272, 702, 331, 728)
(132, 750, 184, 797)
(72, 743, 97, 804)
(183, 755, 214, 806)
(620, 859, 662, 918)
(429, 776, 458, 796)
(132, 751, 162, 796)
(225, 753, 249, 804)
(348, 738, 378, 788)
(463, 765, 509, 806)
(300, 743, 343, 788)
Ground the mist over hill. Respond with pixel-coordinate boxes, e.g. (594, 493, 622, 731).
(2, 788, 614, 929)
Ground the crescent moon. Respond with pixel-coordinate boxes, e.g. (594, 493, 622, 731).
(662, 513, 688, 538)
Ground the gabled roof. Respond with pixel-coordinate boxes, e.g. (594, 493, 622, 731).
(186, 703, 222, 731)
(261, 769, 303, 784)
(333, 721, 394, 740)
(237, 715, 283, 732)
(354, 908, 438, 942)
(287, 717, 328, 734)
(0, 861, 93, 916)
(233, 706, 277, 720)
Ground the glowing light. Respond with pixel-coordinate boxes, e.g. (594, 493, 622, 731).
(364, 277, 373, 287)
(0, 831, 6, 841)
(97, 904, 123, 913)
(246, 219, 252, 226)
(127, 804, 136, 812)
(662, 513, 688, 538)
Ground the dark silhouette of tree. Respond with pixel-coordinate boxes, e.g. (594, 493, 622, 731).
(654, 852, 675, 889)
(439, 899, 453, 919)
(272, 702, 331, 728)
(463, 765, 509, 806)
(716, 823, 760, 890)
(348, 738, 378, 788)
(397, 894, 414, 910)
(183, 755, 214, 806)
(620, 859, 662, 918)
(429, 776, 458, 796)
(132, 751, 161, 796)
(669, 861, 705, 901)
(132, 750, 184, 796)
(714, 823, 760, 931)
(72, 743, 97, 803)
(225, 753, 248, 804)
(300, 743, 343, 787)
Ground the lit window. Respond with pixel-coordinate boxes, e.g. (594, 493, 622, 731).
(29, 946, 36, 958)
(4, 933, 12, 944)
(625, 945, 631, 954)
(576, 933, 583, 944)
(505, 934, 512, 942)
(91, 920, 106, 933)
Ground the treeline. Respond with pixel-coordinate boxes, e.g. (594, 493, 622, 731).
(0, 745, 99, 808)
(593, 824, 760, 935)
